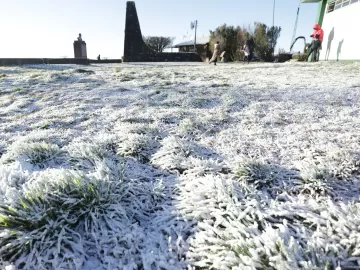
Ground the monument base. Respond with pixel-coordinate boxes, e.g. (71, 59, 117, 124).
(74, 41, 87, 59)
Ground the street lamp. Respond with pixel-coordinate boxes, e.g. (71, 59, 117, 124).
(190, 20, 198, 53)
(272, 0, 276, 54)
(272, 0, 275, 28)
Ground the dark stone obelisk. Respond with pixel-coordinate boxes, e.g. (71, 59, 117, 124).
(123, 1, 202, 62)
(123, 2, 153, 62)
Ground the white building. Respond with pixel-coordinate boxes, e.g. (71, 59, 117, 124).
(303, 0, 360, 61)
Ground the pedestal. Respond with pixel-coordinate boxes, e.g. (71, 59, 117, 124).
(73, 40, 87, 59)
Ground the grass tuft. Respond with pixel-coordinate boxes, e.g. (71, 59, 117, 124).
(73, 69, 95, 74)
(1, 142, 65, 168)
(235, 160, 276, 189)
(0, 175, 124, 264)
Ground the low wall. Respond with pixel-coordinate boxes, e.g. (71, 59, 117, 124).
(0, 58, 90, 66)
(0, 58, 123, 66)
(124, 52, 202, 62)
(89, 59, 122, 64)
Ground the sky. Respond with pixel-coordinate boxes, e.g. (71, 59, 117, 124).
(0, 0, 319, 59)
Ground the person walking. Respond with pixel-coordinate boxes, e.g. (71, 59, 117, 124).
(209, 41, 220, 65)
(307, 24, 324, 62)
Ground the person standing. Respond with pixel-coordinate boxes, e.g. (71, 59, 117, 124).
(307, 24, 324, 62)
(220, 51, 227, 62)
(242, 44, 250, 63)
(246, 37, 255, 62)
(209, 41, 220, 65)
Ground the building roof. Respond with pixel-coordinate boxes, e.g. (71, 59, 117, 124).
(174, 37, 209, 47)
(302, 0, 321, 3)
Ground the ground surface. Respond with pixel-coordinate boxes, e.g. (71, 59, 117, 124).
(0, 62, 360, 269)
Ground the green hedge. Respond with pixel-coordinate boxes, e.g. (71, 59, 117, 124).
(292, 53, 308, 62)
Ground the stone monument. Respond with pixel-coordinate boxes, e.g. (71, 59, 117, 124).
(73, 33, 87, 59)
(123, 1, 202, 62)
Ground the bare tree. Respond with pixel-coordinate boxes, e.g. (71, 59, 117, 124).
(143, 36, 175, 53)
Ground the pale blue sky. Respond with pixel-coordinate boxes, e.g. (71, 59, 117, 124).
(0, 0, 319, 59)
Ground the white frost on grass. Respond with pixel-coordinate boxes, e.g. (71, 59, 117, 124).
(1, 62, 360, 269)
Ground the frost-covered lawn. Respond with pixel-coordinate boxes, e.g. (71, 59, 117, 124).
(1, 62, 360, 269)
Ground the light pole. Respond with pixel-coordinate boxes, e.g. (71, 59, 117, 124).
(272, 0, 275, 28)
(272, 0, 276, 54)
(191, 20, 198, 52)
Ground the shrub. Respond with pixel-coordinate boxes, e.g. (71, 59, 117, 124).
(292, 53, 308, 62)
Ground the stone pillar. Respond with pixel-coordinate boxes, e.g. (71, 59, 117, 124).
(73, 34, 87, 59)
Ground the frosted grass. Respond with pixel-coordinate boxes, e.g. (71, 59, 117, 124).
(1, 62, 360, 269)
